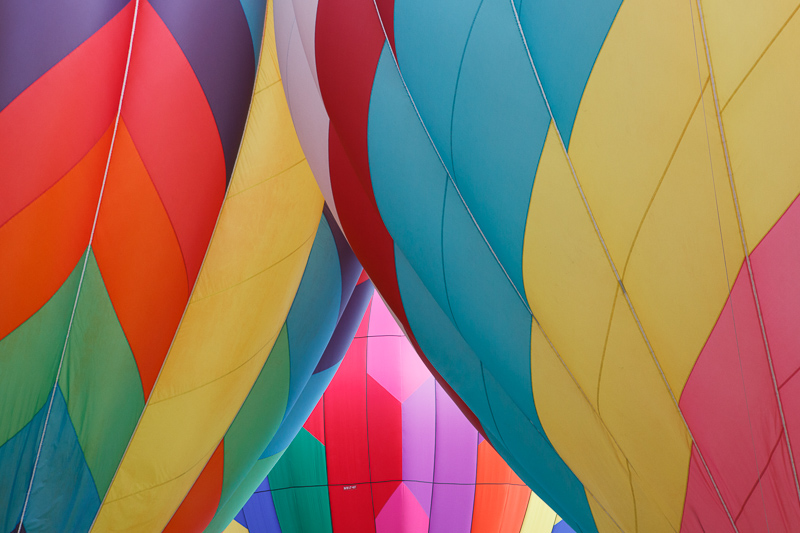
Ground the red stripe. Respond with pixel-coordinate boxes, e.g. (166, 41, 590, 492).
(162, 440, 224, 533)
(366, 375, 402, 514)
(0, 3, 132, 228)
(120, 0, 226, 286)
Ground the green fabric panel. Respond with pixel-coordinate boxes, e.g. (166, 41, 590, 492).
(218, 324, 291, 508)
(0, 256, 82, 447)
(58, 249, 145, 498)
(203, 453, 284, 533)
(269, 429, 332, 533)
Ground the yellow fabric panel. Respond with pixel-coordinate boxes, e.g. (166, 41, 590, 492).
(566, 0, 709, 267)
(91, 5, 325, 532)
(528, 311, 635, 531)
(587, 494, 623, 533)
(222, 521, 249, 533)
(523, 122, 616, 405)
(621, 84, 743, 397)
(599, 295, 691, 531)
(713, 7, 800, 250)
(519, 492, 558, 533)
(699, 0, 798, 105)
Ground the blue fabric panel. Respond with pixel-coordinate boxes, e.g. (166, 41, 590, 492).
(261, 365, 339, 459)
(0, 400, 46, 532)
(448, 0, 551, 302)
(368, 43, 454, 325)
(441, 180, 536, 422)
(553, 519, 578, 533)
(517, 0, 622, 148)
(392, 0, 483, 173)
(238, 0, 268, 66)
(284, 215, 341, 417)
(323, 205, 362, 323)
(482, 370, 597, 533)
(393, 246, 500, 440)
(234, 508, 248, 529)
(241, 488, 281, 533)
(22, 388, 100, 533)
(314, 280, 374, 374)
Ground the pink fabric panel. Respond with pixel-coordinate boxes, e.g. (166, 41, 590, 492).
(375, 483, 430, 533)
(680, 446, 737, 533)
(750, 195, 800, 384)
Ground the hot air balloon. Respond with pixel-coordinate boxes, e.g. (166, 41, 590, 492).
(273, 0, 800, 531)
(220, 295, 576, 533)
(166, 206, 374, 533)
(0, 2, 325, 531)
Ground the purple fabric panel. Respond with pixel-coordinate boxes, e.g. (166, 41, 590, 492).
(324, 204, 363, 321)
(428, 382, 477, 533)
(405, 481, 432, 520)
(433, 382, 478, 483)
(314, 279, 374, 374)
(0, 0, 129, 111)
(401, 376, 435, 483)
(428, 484, 475, 533)
(149, 0, 257, 180)
(241, 488, 282, 533)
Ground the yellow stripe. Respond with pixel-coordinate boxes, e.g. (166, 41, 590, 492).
(709, 1, 800, 250)
(519, 491, 558, 533)
(91, 6, 324, 531)
(222, 521, 249, 533)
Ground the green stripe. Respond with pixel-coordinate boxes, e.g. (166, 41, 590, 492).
(268, 428, 332, 533)
(58, 249, 145, 497)
(0, 257, 82, 447)
(218, 324, 291, 508)
(203, 453, 285, 533)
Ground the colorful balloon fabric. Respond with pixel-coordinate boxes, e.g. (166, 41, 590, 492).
(221, 295, 573, 533)
(274, 0, 800, 532)
(173, 207, 374, 533)
(0, 2, 326, 531)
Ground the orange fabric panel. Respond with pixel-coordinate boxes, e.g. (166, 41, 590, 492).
(162, 440, 225, 533)
(0, 125, 112, 339)
(93, 119, 189, 398)
(471, 440, 530, 533)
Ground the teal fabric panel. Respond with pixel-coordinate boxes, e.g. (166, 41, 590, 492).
(22, 388, 100, 533)
(517, 0, 622, 147)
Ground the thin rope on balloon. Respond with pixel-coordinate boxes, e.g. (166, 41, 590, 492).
(16, 2, 141, 531)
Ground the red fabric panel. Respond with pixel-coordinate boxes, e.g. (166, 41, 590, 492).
(120, 0, 226, 286)
(329, 483, 376, 533)
(325, 336, 370, 485)
(372, 481, 401, 519)
(472, 440, 528, 533)
(750, 194, 800, 383)
(680, 267, 782, 518)
(303, 399, 325, 445)
(374, 0, 396, 56)
(0, 125, 111, 339)
(735, 438, 800, 531)
(680, 445, 737, 533)
(93, 120, 189, 398)
(162, 439, 224, 533)
(0, 3, 132, 228)
(366, 375, 402, 514)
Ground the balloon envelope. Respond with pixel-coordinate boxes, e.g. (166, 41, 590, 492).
(274, 0, 800, 532)
(0, 2, 325, 530)
(225, 295, 574, 533)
